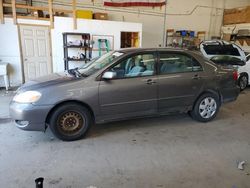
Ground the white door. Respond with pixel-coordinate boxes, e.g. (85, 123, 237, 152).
(19, 25, 52, 81)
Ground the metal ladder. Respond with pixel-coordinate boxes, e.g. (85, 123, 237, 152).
(98, 39, 110, 57)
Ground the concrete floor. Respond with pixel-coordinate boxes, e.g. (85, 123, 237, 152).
(0, 88, 250, 188)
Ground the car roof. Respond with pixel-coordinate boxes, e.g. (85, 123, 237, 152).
(116, 47, 191, 54)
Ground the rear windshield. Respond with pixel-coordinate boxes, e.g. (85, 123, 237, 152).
(203, 44, 240, 56)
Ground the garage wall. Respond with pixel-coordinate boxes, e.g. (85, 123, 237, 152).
(32, 0, 250, 47)
(225, 0, 250, 8)
(0, 0, 249, 87)
(0, 19, 22, 87)
(52, 17, 142, 72)
(0, 18, 50, 87)
(0, 17, 141, 86)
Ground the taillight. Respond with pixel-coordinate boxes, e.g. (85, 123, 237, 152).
(233, 71, 238, 81)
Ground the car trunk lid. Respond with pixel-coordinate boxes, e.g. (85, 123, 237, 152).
(200, 40, 246, 67)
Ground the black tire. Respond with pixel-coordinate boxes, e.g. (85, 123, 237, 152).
(190, 93, 220, 122)
(238, 75, 248, 91)
(49, 102, 92, 141)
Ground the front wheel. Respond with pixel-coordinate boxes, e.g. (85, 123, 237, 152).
(238, 75, 248, 91)
(49, 103, 92, 141)
(190, 93, 220, 122)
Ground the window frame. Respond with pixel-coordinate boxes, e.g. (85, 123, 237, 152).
(100, 51, 158, 81)
(156, 51, 204, 75)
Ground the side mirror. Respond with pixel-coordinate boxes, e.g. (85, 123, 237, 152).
(102, 71, 117, 80)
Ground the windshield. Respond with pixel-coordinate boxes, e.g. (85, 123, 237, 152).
(78, 51, 124, 76)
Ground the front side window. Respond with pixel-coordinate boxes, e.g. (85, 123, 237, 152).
(159, 53, 202, 74)
(108, 53, 156, 79)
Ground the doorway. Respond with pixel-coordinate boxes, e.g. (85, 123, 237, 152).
(19, 25, 52, 82)
(121, 32, 139, 48)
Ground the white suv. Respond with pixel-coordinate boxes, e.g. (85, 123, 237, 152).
(238, 53, 250, 90)
(200, 40, 248, 90)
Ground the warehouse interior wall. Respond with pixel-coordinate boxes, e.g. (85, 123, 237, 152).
(0, 19, 23, 87)
(0, 0, 250, 87)
(0, 18, 142, 86)
(32, 0, 250, 47)
(51, 17, 142, 72)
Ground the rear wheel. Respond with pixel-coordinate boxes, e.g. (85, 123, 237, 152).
(49, 103, 92, 141)
(238, 75, 248, 91)
(190, 93, 220, 122)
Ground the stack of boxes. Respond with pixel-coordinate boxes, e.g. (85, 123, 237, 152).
(223, 6, 250, 25)
(76, 10, 108, 20)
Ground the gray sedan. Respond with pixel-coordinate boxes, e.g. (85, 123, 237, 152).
(10, 48, 240, 141)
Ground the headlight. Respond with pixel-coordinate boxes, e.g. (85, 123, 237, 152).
(13, 91, 42, 103)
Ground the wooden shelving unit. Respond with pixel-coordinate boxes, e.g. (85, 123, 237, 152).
(166, 29, 206, 48)
(0, 0, 78, 29)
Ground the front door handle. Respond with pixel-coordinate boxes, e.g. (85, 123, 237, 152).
(192, 74, 201, 80)
(146, 79, 156, 85)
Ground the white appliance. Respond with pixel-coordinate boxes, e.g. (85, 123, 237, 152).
(0, 62, 10, 91)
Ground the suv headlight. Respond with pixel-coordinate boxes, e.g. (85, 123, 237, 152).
(13, 91, 42, 103)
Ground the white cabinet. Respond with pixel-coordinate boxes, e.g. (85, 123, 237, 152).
(0, 63, 10, 90)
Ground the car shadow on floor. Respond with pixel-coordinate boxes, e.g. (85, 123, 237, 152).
(87, 113, 198, 138)
(39, 109, 238, 141)
(0, 118, 12, 124)
(41, 113, 195, 141)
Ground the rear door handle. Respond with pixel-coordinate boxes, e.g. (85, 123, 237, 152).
(146, 79, 156, 85)
(192, 74, 201, 80)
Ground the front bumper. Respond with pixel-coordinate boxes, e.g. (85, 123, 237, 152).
(221, 86, 240, 103)
(9, 102, 53, 131)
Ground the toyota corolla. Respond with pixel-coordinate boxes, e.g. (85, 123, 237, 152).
(10, 48, 240, 141)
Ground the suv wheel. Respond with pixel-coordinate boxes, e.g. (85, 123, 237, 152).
(190, 93, 220, 122)
(238, 75, 248, 91)
(49, 103, 92, 141)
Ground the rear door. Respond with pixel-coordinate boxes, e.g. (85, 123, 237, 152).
(157, 51, 205, 113)
(98, 51, 158, 121)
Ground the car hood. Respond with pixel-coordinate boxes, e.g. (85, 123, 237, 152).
(18, 72, 79, 92)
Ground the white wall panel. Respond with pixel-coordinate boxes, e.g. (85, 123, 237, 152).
(51, 17, 142, 72)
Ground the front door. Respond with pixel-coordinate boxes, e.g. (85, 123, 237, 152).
(19, 25, 52, 82)
(99, 52, 157, 121)
(157, 51, 205, 113)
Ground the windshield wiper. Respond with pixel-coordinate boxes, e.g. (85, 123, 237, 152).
(68, 68, 87, 78)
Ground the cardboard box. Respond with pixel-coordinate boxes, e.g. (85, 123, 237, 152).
(222, 34, 231, 42)
(194, 38, 201, 47)
(76, 10, 93, 19)
(93, 13, 108, 20)
(30, 10, 44, 18)
(223, 6, 250, 25)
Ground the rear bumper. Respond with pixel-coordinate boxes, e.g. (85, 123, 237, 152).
(221, 86, 240, 103)
(9, 102, 53, 131)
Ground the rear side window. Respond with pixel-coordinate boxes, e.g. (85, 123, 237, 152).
(159, 53, 202, 74)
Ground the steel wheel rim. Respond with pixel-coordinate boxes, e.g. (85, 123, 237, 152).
(199, 97, 217, 119)
(240, 76, 248, 90)
(57, 111, 85, 135)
